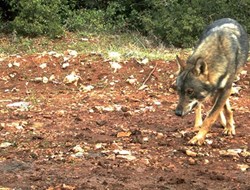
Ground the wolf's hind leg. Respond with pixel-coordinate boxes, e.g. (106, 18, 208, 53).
(219, 111, 227, 128)
(223, 99, 236, 135)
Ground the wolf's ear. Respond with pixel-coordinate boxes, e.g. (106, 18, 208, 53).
(193, 58, 208, 76)
(176, 55, 186, 75)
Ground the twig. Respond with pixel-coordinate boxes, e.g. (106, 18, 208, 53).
(139, 62, 158, 90)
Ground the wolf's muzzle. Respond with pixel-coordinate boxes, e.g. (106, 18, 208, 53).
(175, 106, 183, 116)
(175, 109, 183, 116)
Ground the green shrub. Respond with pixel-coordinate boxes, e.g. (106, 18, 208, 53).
(65, 9, 107, 33)
(142, 1, 206, 47)
(9, 0, 64, 37)
(102, 0, 250, 47)
(1, 0, 249, 46)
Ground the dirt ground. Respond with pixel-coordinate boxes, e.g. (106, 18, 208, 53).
(0, 50, 249, 190)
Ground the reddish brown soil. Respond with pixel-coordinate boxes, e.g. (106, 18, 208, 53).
(0, 51, 249, 190)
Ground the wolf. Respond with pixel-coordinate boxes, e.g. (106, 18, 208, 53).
(175, 18, 249, 145)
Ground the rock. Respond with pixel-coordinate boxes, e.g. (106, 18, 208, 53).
(80, 85, 94, 92)
(33, 77, 43, 82)
(237, 164, 249, 172)
(0, 142, 12, 148)
(62, 62, 70, 69)
(71, 152, 84, 158)
(121, 106, 129, 112)
(42, 77, 49, 83)
(143, 137, 149, 142)
(66, 49, 78, 57)
(39, 63, 47, 69)
(109, 61, 122, 72)
(56, 110, 66, 117)
(72, 145, 84, 153)
(186, 150, 197, 157)
(63, 71, 81, 85)
(204, 159, 210, 165)
(108, 51, 121, 61)
(96, 120, 107, 126)
(113, 149, 131, 155)
(116, 154, 136, 161)
(126, 75, 137, 85)
(137, 58, 149, 65)
(188, 157, 197, 165)
(6, 101, 31, 110)
(219, 149, 241, 158)
(138, 84, 148, 91)
(117, 131, 131, 138)
(49, 74, 56, 82)
(94, 143, 103, 150)
(169, 74, 175, 79)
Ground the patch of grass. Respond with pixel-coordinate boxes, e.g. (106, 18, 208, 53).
(0, 31, 181, 61)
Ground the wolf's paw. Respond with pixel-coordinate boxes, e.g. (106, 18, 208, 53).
(188, 134, 206, 146)
(183, 127, 199, 133)
(192, 126, 201, 132)
(223, 126, 236, 136)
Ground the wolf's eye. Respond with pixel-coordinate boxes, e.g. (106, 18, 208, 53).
(186, 88, 194, 95)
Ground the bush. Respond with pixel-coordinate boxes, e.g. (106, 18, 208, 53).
(0, 0, 249, 46)
(102, 0, 250, 47)
(65, 9, 107, 33)
(141, 0, 206, 47)
(9, 0, 64, 37)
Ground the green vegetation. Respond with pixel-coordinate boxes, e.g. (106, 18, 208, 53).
(0, 31, 180, 61)
(0, 0, 250, 47)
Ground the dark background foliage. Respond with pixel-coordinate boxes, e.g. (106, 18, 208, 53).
(0, 0, 249, 47)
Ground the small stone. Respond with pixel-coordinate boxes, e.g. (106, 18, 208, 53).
(113, 149, 131, 155)
(219, 149, 240, 157)
(32, 122, 44, 129)
(0, 142, 12, 148)
(186, 150, 197, 157)
(13, 62, 20, 67)
(109, 61, 122, 72)
(169, 74, 175, 79)
(39, 63, 47, 69)
(204, 159, 210, 165)
(95, 143, 103, 150)
(67, 49, 78, 57)
(237, 164, 249, 172)
(108, 52, 121, 61)
(63, 71, 80, 85)
(56, 110, 66, 117)
(117, 131, 131, 138)
(96, 120, 107, 126)
(72, 152, 84, 158)
(116, 154, 136, 161)
(33, 77, 43, 82)
(42, 77, 49, 83)
(80, 85, 94, 92)
(143, 137, 149, 142)
(121, 106, 129, 112)
(188, 157, 196, 165)
(72, 145, 84, 153)
(49, 75, 56, 81)
(62, 62, 70, 69)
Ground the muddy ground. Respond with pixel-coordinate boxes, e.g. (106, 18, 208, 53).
(0, 50, 249, 190)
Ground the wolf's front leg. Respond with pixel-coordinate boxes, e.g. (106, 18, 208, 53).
(189, 88, 231, 145)
(193, 103, 203, 131)
(222, 99, 236, 136)
(188, 119, 213, 145)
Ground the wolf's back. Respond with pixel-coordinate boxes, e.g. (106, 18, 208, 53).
(199, 18, 248, 68)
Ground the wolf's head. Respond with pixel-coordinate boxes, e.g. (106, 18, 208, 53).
(175, 56, 213, 116)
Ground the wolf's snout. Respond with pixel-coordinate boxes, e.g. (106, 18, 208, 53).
(175, 107, 183, 116)
(175, 109, 182, 116)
